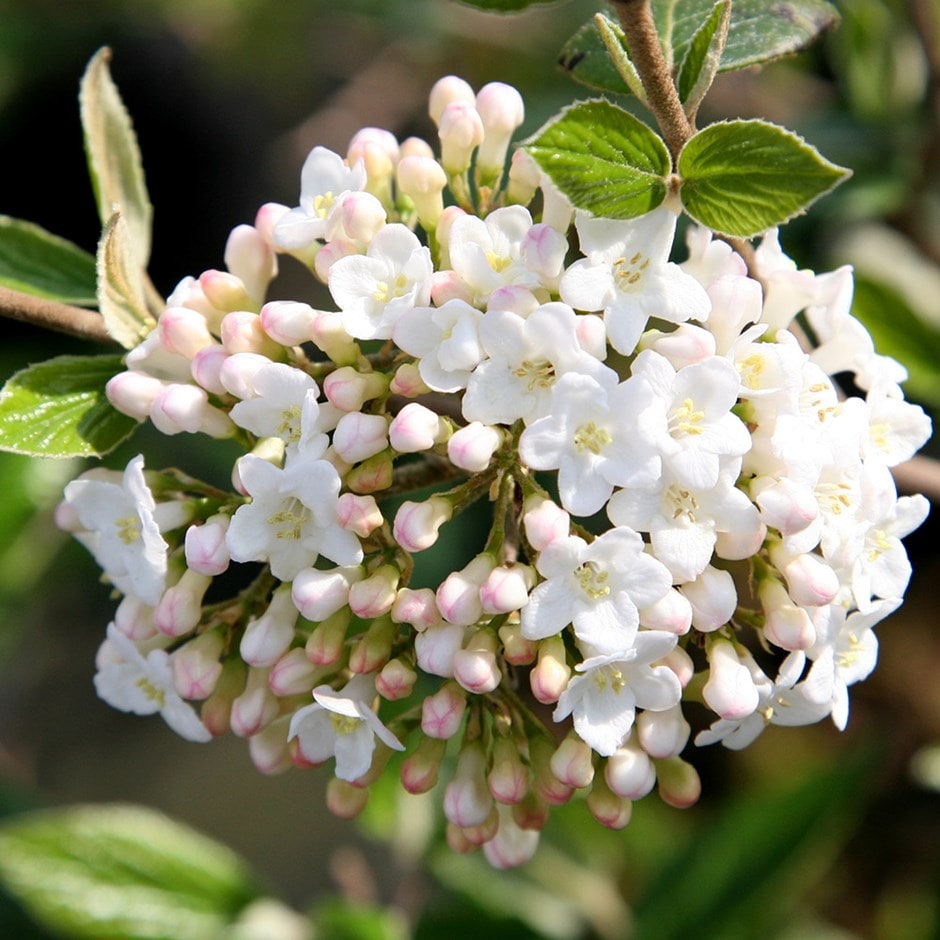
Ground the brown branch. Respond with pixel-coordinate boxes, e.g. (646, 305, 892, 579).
(0, 285, 116, 345)
(609, 0, 692, 163)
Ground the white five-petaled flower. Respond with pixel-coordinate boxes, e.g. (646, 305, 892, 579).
(288, 673, 405, 781)
(560, 207, 711, 355)
(94, 623, 212, 742)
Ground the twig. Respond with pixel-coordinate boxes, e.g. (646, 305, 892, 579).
(0, 285, 115, 346)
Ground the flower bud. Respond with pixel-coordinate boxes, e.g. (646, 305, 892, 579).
(150, 383, 234, 438)
(506, 148, 539, 205)
(154, 570, 212, 637)
(201, 657, 245, 736)
(400, 136, 435, 160)
(460, 807, 500, 846)
(660, 646, 695, 688)
(769, 544, 840, 608)
(587, 774, 633, 830)
(655, 756, 702, 809)
(391, 587, 442, 631)
(376, 657, 417, 701)
(200, 269, 251, 313)
(172, 630, 225, 700)
(113, 594, 158, 641)
(326, 777, 370, 819)
(323, 367, 389, 413)
(415, 621, 465, 677)
(760, 578, 816, 650)
(348, 615, 396, 674)
(444, 741, 494, 828)
(523, 497, 569, 552)
(639, 588, 693, 635)
(240, 586, 298, 667)
(259, 300, 316, 347)
(511, 792, 550, 831)
(715, 522, 767, 561)
(249, 716, 292, 775)
(220, 310, 281, 358)
(522, 225, 566, 282)
(348, 565, 400, 619)
(438, 101, 485, 175)
(753, 476, 818, 536)
(304, 609, 351, 666)
(421, 680, 467, 739)
(225, 223, 277, 303)
(230, 667, 279, 737)
(530, 635, 571, 705)
(447, 421, 502, 472)
(529, 736, 573, 805)
(430, 269, 473, 306)
(218, 351, 270, 399)
(105, 371, 165, 419)
(394, 496, 453, 553)
(681, 565, 737, 632)
(389, 362, 430, 397)
(487, 735, 529, 805)
(401, 736, 447, 794)
(396, 155, 448, 229)
(389, 402, 449, 453)
(336, 190, 387, 243)
(550, 732, 595, 790)
(479, 564, 534, 615)
(269, 648, 320, 697)
(190, 344, 229, 395)
(429, 75, 476, 125)
(309, 310, 359, 366)
(605, 740, 656, 801)
(575, 312, 607, 360)
(292, 566, 362, 622)
(344, 450, 394, 493)
(497, 620, 537, 666)
(703, 638, 759, 720)
(445, 824, 477, 855)
(159, 307, 215, 359)
(636, 704, 691, 759)
(437, 555, 495, 625)
(454, 628, 501, 694)
(314, 240, 358, 284)
(184, 514, 231, 576)
(484, 806, 538, 869)
(475, 82, 524, 175)
(336, 493, 383, 538)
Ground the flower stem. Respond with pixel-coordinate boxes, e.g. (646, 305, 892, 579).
(0, 285, 116, 346)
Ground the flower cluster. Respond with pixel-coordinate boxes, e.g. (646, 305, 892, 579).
(58, 75, 931, 868)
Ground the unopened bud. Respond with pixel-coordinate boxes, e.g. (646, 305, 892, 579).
(394, 496, 453, 552)
(172, 630, 225, 700)
(605, 740, 656, 800)
(240, 586, 298, 667)
(523, 497, 569, 552)
(396, 155, 448, 228)
(348, 615, 396, 674)
(190, 344, 229, 395)
(529, 736, 573, 805)
(310, 310, 359, 365)
(460, 806, 500, 847)
(703, 638, 760, 720)
(479, 563, 533, 615)
(511, 792, 550, 831)
(391, 587, 442, 631)
(348, 565, 400, 619)
(437, 554, 495, 625)
(487, 735, 529, 805)
(249, 716, 292, 775)
(655, 756, 702, 809)
(269, 648, 320, 697)
(586, 773, 633, 830)
(201, 658, 246, 736)
(429, 75, 476, 125)
(444, 741, 494, 828)
(106, 371, 165, 420)
(113, 594, 157, 641)
(344, 450, 394, 493)
(336, 190, 387, 243)
(401, 736, 447, 794)
(326, 777, 370, 819)
(760, 577, 816, 650)
(154, 569, 211, 637)
(259, 300, 316, 347)
(639, 588, 693, 635)
(421, 680, 467, 739)
(769, 544, 840, 608)
(336, 493, 383, 538)
(292, 566, 362, 622)
(447, 421, 502, 472)
(304, 609, 351, 666)
(415, 621, 465, 677)
(225, 223, 277, 304)
(200, 269, 251, 313)
(475, 82, 524, 176)
(150, 383, 235, 438)
(438, 101, 485, 176)
(498, 620, 537, 666)
(530, 635, 571, 705)
(376, 657, 417, 700)
(681, 565, 737, 632)
(453, 628, 501, 694)
(184, 514, 231, 576)
(159, 307, 215, 359)
(324, 367, 389, 412)
(230, 667, 279, 737)
(549, 732, 595, 790)
(389, 362, 430, 397)
(389, 402, 449, 453)
(636, 704, 690, 759)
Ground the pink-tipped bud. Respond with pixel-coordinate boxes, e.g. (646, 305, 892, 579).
(292, 566, 362, 622)
(487, 736, 529, 805)
(394, 495, 453, 553)
(703, 639, 759, 720)
(159, 307, 215, 359)
(248, 717, 292, 775)
(444, 741, 494, 828)
(430, 269, 473, 306)
(506, 149, 540, 205)
(391, 587, 442, 631)
(309, 309, 359, 365)
(389, 362, 430, 397)
(240, 587, 298, 667)
(190, 344, 229, 395)
(522, 497, 570, 552)
(348, 126, 400, 172)
(333, 412, 389, 464)
(587, 775, 633, 830)
(218, 351, 269, 399)
(421, 680, 467, 739)
(304, 609, 351, 666)
(336, 493, 383, 538)
(344, 450, 394, 493)
(348, 616, 396, 674)
(200, 658, 245, 736)
(753, 476, 818, 536)
(487, 284, 540, 316)
(655, 756, 702, 809)
(415, 621, 465, 677)
(323, 367, 389, 413)
(511, 792, 550, 831)
(221, 310, 281, 357)
(172, 630, 225, 700)
(348, 565, 399, 620)
(389, 402, 449, 453)
(445, 823, 478, 855)
(498, 620, 537, 666)
(605, 741, 656, 801)
(376, 657, 417, 701)
(113, 594, 157, 641)
(521, 224, 567, 282)
(530, 635, 570, 705)
(715, 520, 767, 561)
(326, 777, 370, 819)
(230, 667, 279, 738)
(437, 101, 485, 176)
(154, 570, 211, 637)
(259, 300, 316, 347)
(475, 82, 524, 175)
(529, 736, 573, 806)
(401, 737, 447, 794)
(447, 422, 502, 472)
(105, 370, 162, 420)
(269, 648, 320, 697)
(397, 155, 448, 228)
(460, 807, 500, 847)
(479, 564, 533, 615)
(660, 646, 695, 688)
(760, 578, 816, 651)
(200, 269, 251, 313)
(681, 565, 737, 632)
(437, 555, 495, 626)
(639, 588, 693, 635)
(336, 190, 387, 243)
(636, 704, 691, 759)
(454, 628, 501, 694)
(549, 733, 595, 790)
(150, 383, 235, 438)
(184, 514, 231, 576)
(225, 224, 277, 303)
(429, 75, 476, 125)
(770, 545, 840, 608)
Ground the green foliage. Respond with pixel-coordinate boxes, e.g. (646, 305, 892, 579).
(97, 211, 156, 349)
(312, 899, 409, 940)
(0, 804, 262, 940)
(678, 119, 851, 237)
(0, 217, 97, 306)
(675, 0, 730, 111)
(524, 99, 671, 219)
(0, 354, 137, 458)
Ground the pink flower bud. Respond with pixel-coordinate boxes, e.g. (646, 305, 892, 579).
(437, 101, 485, 175)
(221, 310, 281, 357)
(529, 635, 570, 705)
(344, 451, 394, 493)
(259, 300, 316, 346)
(304, 610, 351, 666)
(230, 667, 279, 737)
(154, 570, 211, 637)
(269, 648, 320, 697)
(292, 566, 362, 622)
(332, 412, 389, 464)
(444, 741, 494, 828)
(248, 717, 292, 775)
(486, 284, 540, 316)
(681, 565, 737, 632)
(375, 657, 417, 701)
(753, 476, 818, 536)
(184, 514, 231, 576)
(190, 344, 229, 395)
(200, 269, 251, 312)
(240, 587, 298, 667)
(336, 493, 383, 538)
(415, 622, 465, 677)
(523, 497, 570, 552)
(326, 777, 370, 819)
(394, 496, 453, 553)
(605, 741, 656, 800)
(391, 587, 442, 630)
(643, 322, 716, 369)
(660, 647, 695, 687)
(200, 658, 245, 736)
(479, 564, 534, 615)
(113, 594, 157, 641)
(522, 224, 566, 282)
(172, 630, 225, 700)
(396, 155, 448, 228)
(587, 775, 633, 830)
(760, 578, 816, 650)
(312, 238, 355, 283)
(454, 629, 501, 694)
(447, 422, 502, 472)
(309, 309, 359, 365)
(401, 737, 447, 794)
(150, 383, 234, 438)
(703, 639, 759, 720)
(639, 588, 693, 635)
(460, 807, 500, 847)
(336, 190, 387, 244)
(636, 704, 691, 759)
(715, 521, 767, 561)
(254, 202, 290, 245)
(106, 371, 165, 419)
(550, 733, 595, 790)
(770, 545, 840, 608)
(389, 402, 448, 453)
(511, 792, 550, 831)
(348, 126, 400, 171)
(429, 75, 476, 125)
(323, 366, 388, 412)
(497, 620, 537, 666)
(487, 736, 529, 805)
(437, 555, 495, 625)
(348, 565, 399, 620)
(475, 82, 524, 173)
(445, 824, 477, 854)
(575, 313, 607, 360)
(529, 736, 573, 806)
(218, 351, 269, 399)
(506, 149, 539, 205)
(389, 362, 430, 397)
(430, 269, 473, 306)
(159, 307, 215, 359)
(655, 756, 702, 809)
(421, 680, 467, 739)
(348, 616, 396, 674)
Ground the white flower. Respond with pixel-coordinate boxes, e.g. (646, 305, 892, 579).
(64, 455, 174, 606)
(554, 631, 682, 756)
(288, 674, 404, 781)
(95, 623, 211, 742)
(560, 207, 711, 355)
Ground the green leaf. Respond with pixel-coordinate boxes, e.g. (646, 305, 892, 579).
(80, 48, 153, 269)
(0, 804, 261, 940)
(561, 1, 839, 95)
(632, 749, 878, 940)
(450, 0, 557, 10)
(0, 216, 97, 306)
(524, 100, 670, 219)
(850, 276, 940, 409)
(97, 211, 155, 349)
(678, 119, 850, 237)
(313, 900, 409, 940)
(676, 0, 730, 111)
(0, 354, 138, 458)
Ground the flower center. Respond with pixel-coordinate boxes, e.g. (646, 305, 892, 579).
(612, 252, 650, 292)
(866, 528, 892, 562)
(667, 485, 700, 523)
(592, 665, 626, 694)
(330, 713, 362, 736)
(512, 358, 556, 391)
(573, 421, 611, 455)
(115, 515, 142, 545)
(669, 398, 705, 437)
(739, 353, 766, 390)
(485, 250, 512, 273)
(267, 498, 309, 540)
(816, 481, 854, 516)
(277, 405, 303, 443)
(373, 273, 410, 303)
(576, 561, 610, 600)
(135, 676, 166, 708)
(313, 192, 335, 219)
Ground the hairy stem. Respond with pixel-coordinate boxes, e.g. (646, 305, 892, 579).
(0, 286, 116, 346)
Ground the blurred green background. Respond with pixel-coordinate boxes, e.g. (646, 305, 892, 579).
(0, 1, 938, 938)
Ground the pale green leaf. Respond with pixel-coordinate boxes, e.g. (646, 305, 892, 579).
(676, 0, 731, 112)
(678, 119, 850, 237)
(0, 354, 138, 458)
(0, 216, 97, 306)
(0, 804, 261, 940)
(558, 18, 640, 98)
(80, 47, 153, 269)
(97, 211, 155, 349)
(524, 99, 670, 219)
